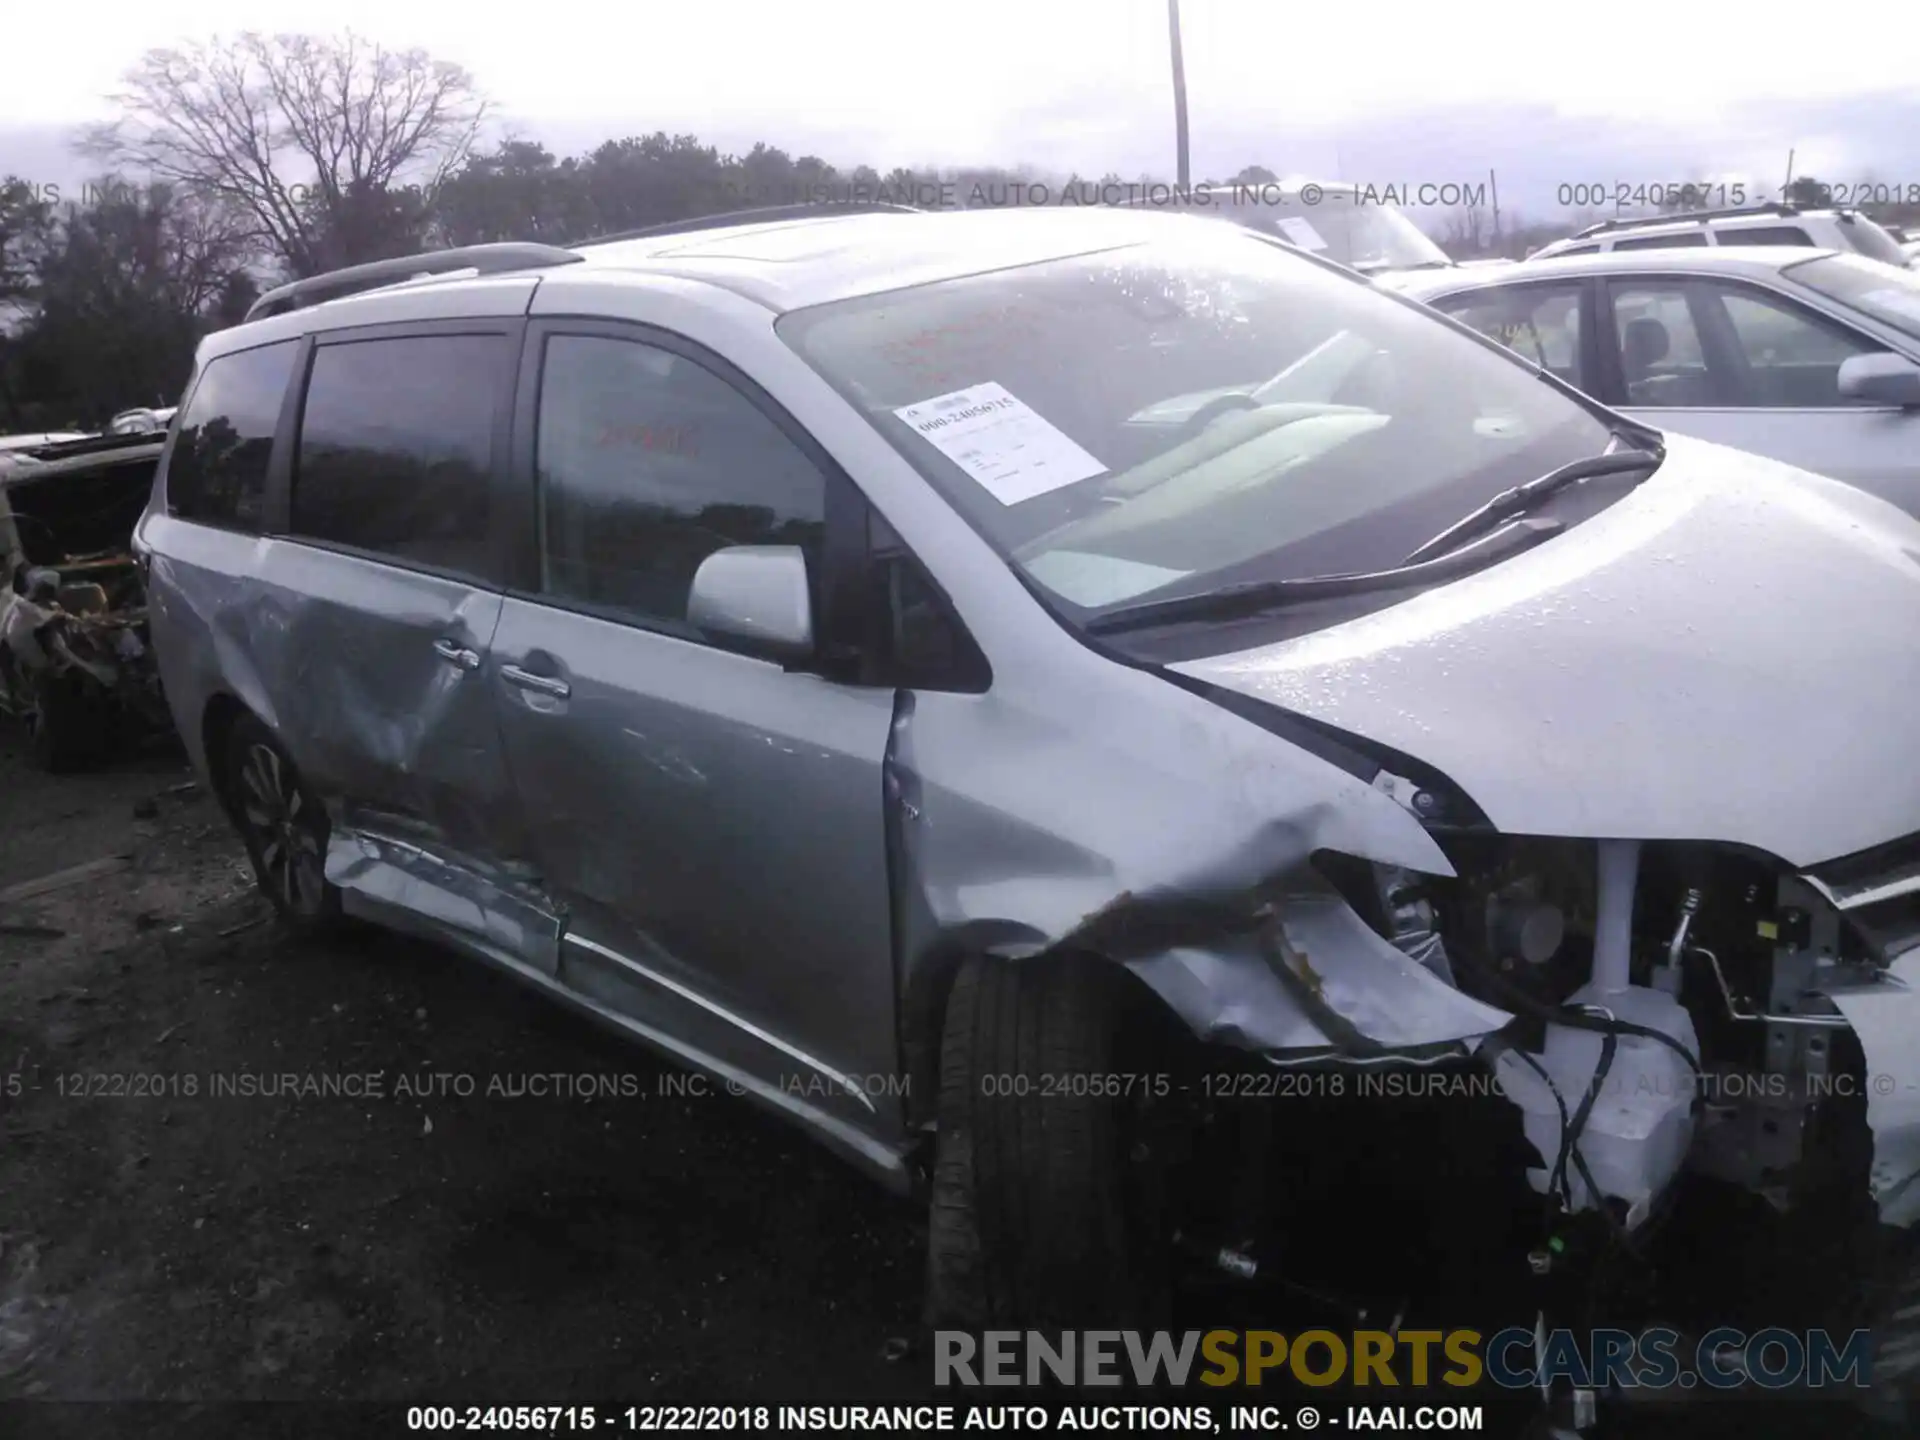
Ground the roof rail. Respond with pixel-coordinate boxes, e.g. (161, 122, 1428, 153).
(573, 201, 924, 248)
(244, 242, 585, 323)
(1571, 201, 1826, 240)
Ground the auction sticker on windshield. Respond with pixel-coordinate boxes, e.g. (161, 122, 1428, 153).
(893, 382, 1106, 505)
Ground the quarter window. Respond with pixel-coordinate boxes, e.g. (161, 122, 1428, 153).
(290, 335, 508, 579)
(1726, 226, 1816, 247)
(164, 341, 298, 529)
(534, 334, 827, 630)
(1440, 285, 1586, 388)
(1612, 233, 1709, 250)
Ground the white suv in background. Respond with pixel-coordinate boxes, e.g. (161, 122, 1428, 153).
(1531, 202, 1913, 268)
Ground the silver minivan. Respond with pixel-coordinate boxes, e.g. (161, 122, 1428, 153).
(138, 207, 1920, 1394)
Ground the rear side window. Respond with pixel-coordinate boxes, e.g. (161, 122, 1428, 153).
(1613, 233, 1709, 250)
(1728, 226, 1816, 246)
(291, 334, 508, 580)
(164, 340, 298, 530)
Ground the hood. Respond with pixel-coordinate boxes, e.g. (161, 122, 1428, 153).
(1173, 434, 1920, 868)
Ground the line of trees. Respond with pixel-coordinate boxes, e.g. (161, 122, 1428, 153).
(2, 31, 1181, 430)
(12, 31, 1916, 433)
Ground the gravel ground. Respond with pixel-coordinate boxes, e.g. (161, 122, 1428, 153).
(0, 728, 925, 1416)
(0, 722, 1905, 1439)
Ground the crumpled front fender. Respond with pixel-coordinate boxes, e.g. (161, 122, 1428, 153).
(888, 672, 1510, 1078)
(1125, 876, 1512, 1056)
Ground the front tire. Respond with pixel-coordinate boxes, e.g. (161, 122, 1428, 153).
(222, 714, 341, 933)
(924, 952, 1178, 1329)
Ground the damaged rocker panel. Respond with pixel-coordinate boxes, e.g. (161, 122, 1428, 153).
(324, 826, 908, 1185)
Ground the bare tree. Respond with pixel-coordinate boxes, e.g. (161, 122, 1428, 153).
(0, 177, 55, 304)
(80, 32, 489, 276)
(1441, 203, 1489, 257)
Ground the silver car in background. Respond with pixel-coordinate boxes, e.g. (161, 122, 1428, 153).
(1390, 247, 1920, 513)
(137, 208, 1920, 1405)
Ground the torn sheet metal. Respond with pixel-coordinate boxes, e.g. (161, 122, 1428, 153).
(1827, 949, 1920, 1227)
(1125, 877, 1511, 1056)
(327, 830, 563, 975)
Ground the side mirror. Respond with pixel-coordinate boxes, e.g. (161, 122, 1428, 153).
(1838, 352, 1920, 409)
(686, 544, 815, 661)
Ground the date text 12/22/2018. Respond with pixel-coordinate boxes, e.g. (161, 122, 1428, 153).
(404, 1403, 1486, 1433)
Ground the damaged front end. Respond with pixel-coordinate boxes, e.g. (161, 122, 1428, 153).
(891, 673, 1920, 1409)
(0, 435, 169, 770)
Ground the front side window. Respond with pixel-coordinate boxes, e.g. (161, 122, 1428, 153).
(1609, 285, 1718, 406)
(290, 335, 508, 579)
(1711, 287, 1875, 406)
(164, 340, 298, 529)
(1438, 284, 1586, 388)
(778, 228, 1613, 618)
(534, 334, 826, 629)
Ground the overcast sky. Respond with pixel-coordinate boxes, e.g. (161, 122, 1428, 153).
(5, 0, 1918, 215)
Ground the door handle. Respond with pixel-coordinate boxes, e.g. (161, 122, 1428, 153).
(432, 638, 481, 671)
(500, 664, 571, 700)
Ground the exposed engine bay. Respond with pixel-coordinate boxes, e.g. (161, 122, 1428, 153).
(0, 434, 168, 768)
(1394, 832, 1906, 1229)
(1080, 731, 1920, 1412)
(1175, 814, 1920, 1403)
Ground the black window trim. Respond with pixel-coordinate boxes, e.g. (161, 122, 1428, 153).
(273, 316, 527, 590)
(510, 315, 928, 685)
(161, 333, 305, 536)
(1595, 273, 1888, 411)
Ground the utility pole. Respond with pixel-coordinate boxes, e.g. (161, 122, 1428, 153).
(1168, 0, 1191, 190)
(1782, 148, 1796, 200)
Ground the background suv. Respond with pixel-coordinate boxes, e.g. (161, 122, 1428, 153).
(1529, 202, 1913, 268)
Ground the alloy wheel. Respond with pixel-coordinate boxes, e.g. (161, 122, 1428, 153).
(236, 741, 327, 913)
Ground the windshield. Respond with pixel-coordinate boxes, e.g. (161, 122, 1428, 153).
(1787, 252, 1920, 343)
(778, 228, 1614, 615)
(1215, 197, 1453, 272)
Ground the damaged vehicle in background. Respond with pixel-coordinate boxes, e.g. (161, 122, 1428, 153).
(1, 431, 170, 770)
(137, 208, 1920, 1424)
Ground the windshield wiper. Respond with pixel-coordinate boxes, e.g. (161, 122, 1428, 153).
(1085, 517, 1562, 636)
(1401, 444, 1662, 567)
